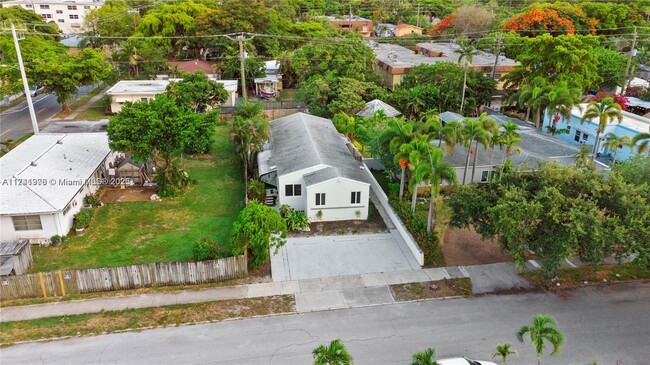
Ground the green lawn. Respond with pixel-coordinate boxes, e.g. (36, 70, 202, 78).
(75, 97, 109, 120)
(31, 126, 245, 272)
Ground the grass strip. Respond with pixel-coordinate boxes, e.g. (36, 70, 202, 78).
(1, 295, 295, 346)
(389, 278, 472, 302)
(521, 263, 650, 290)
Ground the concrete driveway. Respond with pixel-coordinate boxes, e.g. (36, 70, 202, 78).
(271, 232, 421, 281)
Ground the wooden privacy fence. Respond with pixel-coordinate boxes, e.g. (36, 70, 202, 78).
(0, 255, 247, 300)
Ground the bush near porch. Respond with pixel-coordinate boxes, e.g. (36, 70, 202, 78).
(31, 125, 245, 272)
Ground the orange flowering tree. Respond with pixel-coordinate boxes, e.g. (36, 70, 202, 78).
(428, 15, 454, 35)
(503, 8, 576, 36)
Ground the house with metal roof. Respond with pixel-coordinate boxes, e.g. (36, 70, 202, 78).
(257, 113, 370, 221)
(356, 99, 401, 118)
(0, 133, 116, 242)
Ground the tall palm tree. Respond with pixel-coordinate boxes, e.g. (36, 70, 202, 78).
(411, 147, 457, 233)
(492, 342, 517, 365)
(411, 347, 439, 365)
(228, 115, 269, 182)
(516, 314, 565, 365)
(631, 126, 650, 155)
(455, 39, 479, 114)
(395, 136, 431, 211)
(460, 117, 491, 184)
(507, 77, 547, 128)
(602, 133, 631, 163)
(470, 113, 499, 183)
(312, 339, 353, 365)
(499, 120, 522, 157)
(580, 97, 623, 157)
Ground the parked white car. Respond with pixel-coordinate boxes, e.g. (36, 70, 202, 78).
(28, 85, 46, 97)
(438, 358, 498, 365)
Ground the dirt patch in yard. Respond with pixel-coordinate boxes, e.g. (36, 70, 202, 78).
(289, 201, 387, 237)
(100, 187, 157, 202)
(442, 227, 511, 266)
(390, 278, 473, 301)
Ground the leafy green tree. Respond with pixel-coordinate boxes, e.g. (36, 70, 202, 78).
(231, 202, 287, 268)
(411, 347, 439, 365)
(84, 0, 139, 46)
(111, 38, 168, 79)
(516, 314, 565, 365)
(503, 34, 601, 92)
(492, 342, 517, 365)
(107, 94, 208, 196)
(312, 339, 353, 365)
(166, 71, 228, 112)
(602, 133, 631, 163)
(593, 47, 628, 90)
(580, 97, 623, 156)
(297, 75, 385, 118)
(31, 48, 112, 112)
(612, 155, 650, 187)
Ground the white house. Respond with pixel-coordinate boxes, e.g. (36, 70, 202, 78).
(1, 0, 103, 34)
(257, 113, 370, 222)
(543, 104, 650, 162)
(0, 133, 116, 242)
(106, 78, 239, 113)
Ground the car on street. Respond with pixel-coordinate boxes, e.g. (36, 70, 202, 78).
(28, 84, 46, 97)
(438, 358, 498, 365)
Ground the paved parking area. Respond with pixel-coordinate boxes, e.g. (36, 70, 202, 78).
(271, 233, 421, 282)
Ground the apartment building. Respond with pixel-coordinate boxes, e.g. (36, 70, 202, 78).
(1, 0, 103, 34)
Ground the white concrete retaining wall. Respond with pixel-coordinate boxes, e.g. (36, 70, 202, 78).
(362, 162, 424, 266)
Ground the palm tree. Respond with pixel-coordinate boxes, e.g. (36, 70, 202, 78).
(411, 347, 439, 365)
(516, 314, 565, 365)
(469, 113, 498, 183)
(631, 126, 650, 155)
(412, 147, 457, 233)
(602, 133, 631, 163)
(395, 136, 431, 211)
(460, 117, 491, 184)
(381, 119, 416, 197)
(228, 115, 269, 182)
(234, 99, 265, 119)
(499, 120, 522, 157)
(580, 97, 623, 157)
(574, 146, 592, 169)
(454, 39, 479, 114)
(507, 77, 547, 128)
(492, 342, 517, 365)
(420, 116, 458, 150)
(545, 81, 583, 129)
(313, 339, 353, 365)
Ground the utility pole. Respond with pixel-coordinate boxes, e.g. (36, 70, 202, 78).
(621, 26, 638, 95)
(416, 3, 421, 28)
(491, 33, 503, 79)
(9, 22, 39, 134)
(237, 32, 247, 101)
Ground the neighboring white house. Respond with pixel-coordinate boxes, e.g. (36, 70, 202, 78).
(257, 113, 370, 222)
(0, 133, 116, 242)
(1, 0, 103, 34)
(106, 78, 238, 113)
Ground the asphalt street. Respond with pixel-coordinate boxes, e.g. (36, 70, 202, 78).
(1, 282, 648, 365)
(0, 85, 95, 141)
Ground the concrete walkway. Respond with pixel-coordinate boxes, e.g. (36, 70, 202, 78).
(59, 84, 111, 121)
(0, 262, 533, 323)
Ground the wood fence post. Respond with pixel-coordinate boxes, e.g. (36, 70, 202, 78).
(38, 272, 47, 298)
(58, 270, 66, 296)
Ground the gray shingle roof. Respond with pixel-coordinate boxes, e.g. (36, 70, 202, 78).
(268, 113, 369, 185)
(356, 99, 401, 118)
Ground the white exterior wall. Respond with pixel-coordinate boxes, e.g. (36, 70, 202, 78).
(277, 165, 327, 212)
(109, 93, 157, 113)
(455, 165, 498, 185)
(305, 178, 370, 222)
(1, 1, 102, 34)
(0, 213, 58, 241)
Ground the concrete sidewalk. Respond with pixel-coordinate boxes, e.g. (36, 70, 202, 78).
(0, 262, 534, 323)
